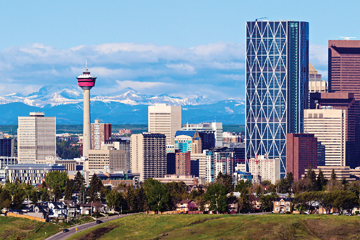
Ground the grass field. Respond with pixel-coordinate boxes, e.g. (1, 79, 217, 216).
(0, 216, 61, 240)
(68, 213, 360, 240)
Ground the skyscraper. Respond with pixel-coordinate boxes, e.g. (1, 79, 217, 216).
(130, 133, 167, 182)
(17, 112, 56, 164)
(245, 20, 309, 175)
(91, 119, 112, 150)
(328, 40, 360, 167)
(286, 133, 318, 181)
(148, 104, 181, 146)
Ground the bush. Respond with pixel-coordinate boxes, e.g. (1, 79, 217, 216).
(286, 211, 291, 214)
(355, 211, 359, 215)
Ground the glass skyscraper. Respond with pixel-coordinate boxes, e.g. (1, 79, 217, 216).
(245, 20, 309, 176)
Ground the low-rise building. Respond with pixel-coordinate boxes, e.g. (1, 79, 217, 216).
(248, 155, 280, 184)
(5, 164, 66, 185)
(97, 173, 140, 188)
(273, 198, 293, 213)
(154, 174, 199, 185)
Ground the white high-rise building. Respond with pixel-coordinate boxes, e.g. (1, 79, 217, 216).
(148, 104, 181, 146)
(130, 133, 167, 182)
(17, 112, 56, 164)
(248, 155, 280, 184)
(183, 122, 223, 147)
(304, 108, 346, 166)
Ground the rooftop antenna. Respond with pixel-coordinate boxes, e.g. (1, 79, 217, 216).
(85, 59, 88, 71)
(255, 17, 267, 21)
(340, 37, 355, 40)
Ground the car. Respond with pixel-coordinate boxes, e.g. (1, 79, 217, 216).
(344, 213, 352, 216)
(96, 220, 103, 224)
(63, 229, 69, 233)
(332, 213, 340, 215)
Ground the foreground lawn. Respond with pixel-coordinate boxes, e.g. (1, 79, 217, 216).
(0, 216, 61, 240)
(68, 213, 360, 240)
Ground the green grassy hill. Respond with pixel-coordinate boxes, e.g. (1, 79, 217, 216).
(68, 213, 360, 240)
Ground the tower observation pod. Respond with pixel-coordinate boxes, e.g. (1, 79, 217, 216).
(77, 63, 96, 158)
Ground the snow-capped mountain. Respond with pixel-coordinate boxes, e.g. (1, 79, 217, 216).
(0, 85, 245, 125)
(0, 86, 214, 107)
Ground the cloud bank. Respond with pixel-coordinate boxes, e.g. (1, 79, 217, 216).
(0, 42, 327, 100)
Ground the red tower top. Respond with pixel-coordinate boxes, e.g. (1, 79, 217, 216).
(77, 62, 96, 90)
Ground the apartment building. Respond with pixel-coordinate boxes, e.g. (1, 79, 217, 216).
(248, 155, 280, 184)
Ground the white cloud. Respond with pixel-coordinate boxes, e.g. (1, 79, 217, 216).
(165, 63, 196, 74)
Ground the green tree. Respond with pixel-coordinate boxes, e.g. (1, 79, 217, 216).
(143, 178, 169, 213)
(286, 172, 294, 186)
(204, 183, 228, 213)
(166, 181, 187, 210)
(30, 190, 38, 205)
(331, 169, 337, 180)
(235, 180, 251, 193)
(135, 186, 146, 212)
(0, 188, 12, 209)
(238, 187, 250, 213)
(40, 188, 50, 202)
(216, 172, 233, 193)
(64, 179, 74, 201)
(317, 169, 327, 191)
(277, 178, 289, 193)
(74, 171, 85, 191)
(89, 174, 104, 202)
(259, 193, 278, 212)
(53, 185, 62, 201)
(12, 193, 23, 209)
(45, 171, 68, 192)
(106, 190, 123, 211)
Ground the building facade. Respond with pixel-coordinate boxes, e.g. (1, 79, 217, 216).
(148, 104, 181, 146)
(304, 108, 347, 166)
(248, 155, 281, 184)
(183, 122, 223, 147)
(130, 133, 167, 182)
(286, 133, 318, 181)
(328, 40, 360, 167)
(175, 150, 191, 176)
(0, 138, 14, 157)
(174, 131, 202, 153)
(190, 152, 207, 178)
(91, 119, 112, 150)
(88, 148, 127, 171)
(104, 139, 131, 172)
(309, 92, 356, 167)
(17, 112, 56, 164)
(308, 62, 328, 104)
(245, 20, 309, 176)
(5, 164, 66, 185)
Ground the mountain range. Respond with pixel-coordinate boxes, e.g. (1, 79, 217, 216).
(0, 86, 245, 125)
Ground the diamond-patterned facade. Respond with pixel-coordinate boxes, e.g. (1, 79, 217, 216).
(245, 21, 309, 176)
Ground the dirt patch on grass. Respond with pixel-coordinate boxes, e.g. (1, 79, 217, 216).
(78, 225, 116, 240)
(305, 218, 360, 240)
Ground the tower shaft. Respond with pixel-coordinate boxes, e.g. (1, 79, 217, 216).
(83, 89, 91, 157)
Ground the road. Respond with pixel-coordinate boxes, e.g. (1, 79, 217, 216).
(46, 214, 136, 240)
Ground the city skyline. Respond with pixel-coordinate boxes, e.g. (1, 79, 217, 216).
(0, 1, 358, 101)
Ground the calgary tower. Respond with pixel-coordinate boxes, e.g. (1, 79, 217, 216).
(77, 62, 96, 158)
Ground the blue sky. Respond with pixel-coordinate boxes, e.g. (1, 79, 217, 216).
(0, 0, 358, 100)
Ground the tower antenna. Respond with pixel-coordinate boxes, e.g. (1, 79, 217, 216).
(255, 17, 267, 21)
(85, 59, 88, 71)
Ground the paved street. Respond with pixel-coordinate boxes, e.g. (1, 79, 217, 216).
(46, 213, 136, 240)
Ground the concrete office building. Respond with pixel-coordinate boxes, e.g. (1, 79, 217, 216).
(54, 159, 77, 172)
(245, 20, 309, 176)
(5, 164, 66, 185)
(328, 40, 360, 167)
(183, 122, 223, 147)
(88, 148, 127, 171)
(130, 133, 167, 182)
(0, 137, 14, 157)
(17, 112, 56, 164)
(91, 119, 112, 150)
(175, 150, 191, 176)
(174, 131, 202, 153)
(104, 139, 130, 172)
(308, 63, 328, 104)
(304, 108, 347, 166)
(286, 133, 318, 181)
(248, 155, 281, 184)
(148, 104, 181, 146)
(309, 92, 356, 167)
(190, 153, 207, 178)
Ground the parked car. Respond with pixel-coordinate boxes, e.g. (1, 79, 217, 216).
(344, 213, 352, 216)
(63, 229, 69, 233)
(96, 220, 103, 224)
(332, 213, 340, 215)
